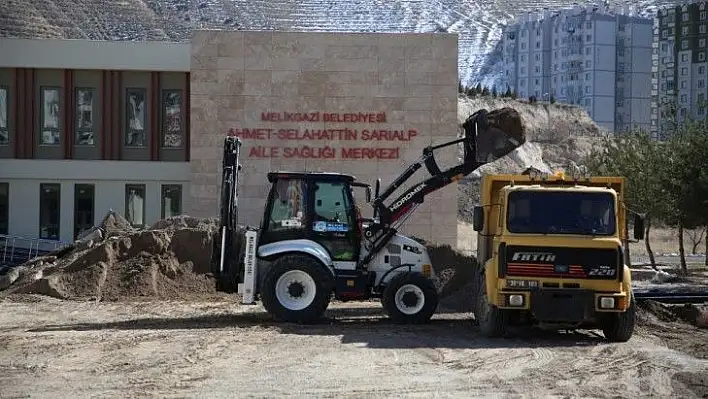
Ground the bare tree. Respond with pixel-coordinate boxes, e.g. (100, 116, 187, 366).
(686, 227, 707, 255)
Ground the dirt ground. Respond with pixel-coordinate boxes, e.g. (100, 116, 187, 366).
(1, 295, 707, 398)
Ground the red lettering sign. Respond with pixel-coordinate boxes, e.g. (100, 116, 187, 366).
(260, 111, 387, 123)
(226, 110, 415, 159)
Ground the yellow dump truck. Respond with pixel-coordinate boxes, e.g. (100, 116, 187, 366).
(470, 169, 645, 342)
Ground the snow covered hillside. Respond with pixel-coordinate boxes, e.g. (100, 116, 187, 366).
(1, 0, 676, 87)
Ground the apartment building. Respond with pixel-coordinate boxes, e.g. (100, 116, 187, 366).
(653, 1, 708, 140)
(502, 6, 654, 133)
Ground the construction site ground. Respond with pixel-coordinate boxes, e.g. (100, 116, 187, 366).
(1, 294, 707, 398)
(2, 214, 707, 397)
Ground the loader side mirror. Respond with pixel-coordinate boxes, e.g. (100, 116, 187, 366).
(633, 213, 645, 241)
(473, 206, 484, 232)
(365, 186, 371, 203)
(375, 178, 381, 198)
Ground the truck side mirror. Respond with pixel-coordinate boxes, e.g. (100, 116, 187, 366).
(633, 213, 645, 241)
(473, 206, 484, 232)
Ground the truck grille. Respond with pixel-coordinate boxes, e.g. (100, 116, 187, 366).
(507, 263, 587, 278)
(502, 244, 620, 280)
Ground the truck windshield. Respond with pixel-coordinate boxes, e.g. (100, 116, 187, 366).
(506, 190, 616, 235)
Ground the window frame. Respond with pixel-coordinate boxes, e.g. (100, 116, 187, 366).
(161, 89, 184, 149)
(0, 182, 8, 235)
(125, 183, 147, 227)
(125, 88, 147, 148)
(39, 183, 61, 240)
(0, 85, 8, 146)
(161, 184, 183, 219)
(40, 86, 62, 146)
(74, 87, 96, 146)
(73, 183, 95, 240)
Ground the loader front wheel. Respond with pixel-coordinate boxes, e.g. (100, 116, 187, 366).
(382, 272, 439, 324)
(261, 254, 333, 324)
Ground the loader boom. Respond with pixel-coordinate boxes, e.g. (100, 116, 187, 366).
(360, 108, 525, 269)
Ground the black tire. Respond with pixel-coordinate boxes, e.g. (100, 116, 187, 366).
(602, 292, 636, 342)
(261, 254, 333, 324)
(474, 270, 507, 337)
(382, 272, 439, 324)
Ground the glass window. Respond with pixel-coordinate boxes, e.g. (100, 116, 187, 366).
(39, 183, 60, 240)
(161, 90, 183, 148)
(74, 184, 95, 240)
(506, 191, 616, 236)
(75, 88, 95, 146)
(161, 184, 182, 219)
(0, 183, 7, 235)
(313, 181, 353, 227)
(125, 88, 147, 147)
(125, 184, 146, 227)
(40, 87, 61, 146)
(0, 86, 8, 145)
(312, 181, 356, 261)
(267, 179, 306, 232)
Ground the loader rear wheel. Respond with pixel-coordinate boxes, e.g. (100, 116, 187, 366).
(261, 254, 333, 324)
(382, 272, 438, 324)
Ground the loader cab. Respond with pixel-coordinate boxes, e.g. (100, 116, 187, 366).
(259, 172, 362, 262)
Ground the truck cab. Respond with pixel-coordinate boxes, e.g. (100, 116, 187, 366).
(471, 169, 645, 342)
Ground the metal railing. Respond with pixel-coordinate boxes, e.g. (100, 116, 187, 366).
(0, 234, 71, 268)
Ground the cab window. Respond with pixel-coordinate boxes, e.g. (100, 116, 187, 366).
(266, 178, 306, 231)
(313, 181, 353, 229)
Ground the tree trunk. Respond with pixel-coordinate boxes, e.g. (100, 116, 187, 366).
(644, 220, 656, 270)
(678, 223, 687, 275)
(705, 231, 707, 266)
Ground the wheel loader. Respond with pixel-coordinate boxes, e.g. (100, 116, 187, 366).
(210, 108, 526, 324)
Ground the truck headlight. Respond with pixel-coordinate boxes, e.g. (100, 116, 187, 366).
(508, 294, 524, 306)
(599, 297, 615, 309)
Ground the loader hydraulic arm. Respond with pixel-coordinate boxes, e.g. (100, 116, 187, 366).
(371, 109, 490, 228)
(358, 107, 525, 270)
(210, 136, 243, 288)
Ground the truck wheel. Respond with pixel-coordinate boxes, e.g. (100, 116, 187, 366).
(382, 272, 439, 324)
(261, 254, 333, 324)
(474, 272, 507, 337)
(602, 292, 636, 342)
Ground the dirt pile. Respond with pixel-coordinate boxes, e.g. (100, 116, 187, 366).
(413, 237, 479, 310)
(638, 300, 708, 329)
(0, 211, 227, 301)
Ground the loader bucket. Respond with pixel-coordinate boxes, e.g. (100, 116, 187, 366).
(462, 107, 526, 165)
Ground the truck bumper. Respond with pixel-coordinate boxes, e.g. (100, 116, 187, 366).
(496, 289, 630, 324)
